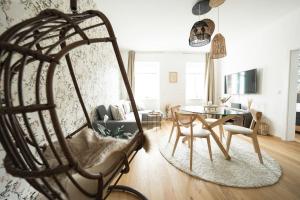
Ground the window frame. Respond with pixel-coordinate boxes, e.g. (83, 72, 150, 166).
(185, 62, 205, 101)
(134, 61, 160, 100)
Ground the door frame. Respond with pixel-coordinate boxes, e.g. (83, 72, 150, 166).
(286, 49, 300, 141)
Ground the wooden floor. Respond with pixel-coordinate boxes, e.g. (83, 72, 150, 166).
(295, 133, 300, 143)
(108, 121, 300, 200)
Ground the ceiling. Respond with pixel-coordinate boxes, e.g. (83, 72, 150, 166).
(97, 0, 300, 52)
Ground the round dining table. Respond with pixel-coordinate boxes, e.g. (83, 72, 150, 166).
(181, 105, 249, 160)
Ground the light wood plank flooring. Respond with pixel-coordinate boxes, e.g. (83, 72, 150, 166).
(295, 133, 300, 143)
(108, 121, 300, 200)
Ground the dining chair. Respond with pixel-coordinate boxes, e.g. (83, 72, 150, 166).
(172, 112, 212, 171)
(169, 105, 198, 143)
(223, 109, 264, 164)
(168, 105, 181, 142)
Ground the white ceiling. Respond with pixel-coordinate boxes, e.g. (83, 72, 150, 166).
(97, 0, 300, 52)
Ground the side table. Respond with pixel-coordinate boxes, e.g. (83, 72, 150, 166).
(146, 112, 162, 130)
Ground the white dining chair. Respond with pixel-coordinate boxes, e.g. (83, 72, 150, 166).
(172, 112, 212, 171)
(223, 109, 264, 164)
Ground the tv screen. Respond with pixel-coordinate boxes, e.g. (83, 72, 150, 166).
(224, 69, 257, 94)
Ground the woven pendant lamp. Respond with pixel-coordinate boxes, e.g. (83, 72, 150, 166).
(210, 5, 226, 59)
(189, 20, 211, 47)
(209, 0, 225, 8)
(203, 18, 215, 35)
(211, 33, 227, 59)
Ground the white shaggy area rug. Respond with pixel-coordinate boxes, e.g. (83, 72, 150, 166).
(159, 136, 282, 188)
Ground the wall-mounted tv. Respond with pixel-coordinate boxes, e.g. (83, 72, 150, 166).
(224, 69, 257, 94)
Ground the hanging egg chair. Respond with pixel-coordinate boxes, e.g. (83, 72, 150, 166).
(0, 0, 146, 199)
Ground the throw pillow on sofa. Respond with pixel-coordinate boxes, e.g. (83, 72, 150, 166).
(96, 105, 111, 120)
(111, 105, 126, 120)
(123, 101, 131, 114)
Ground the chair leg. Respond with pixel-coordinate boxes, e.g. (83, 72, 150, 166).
(172, 134, 180, 156)
(252, 136, 264, 164)
(251, 136, 259, 153)
(190, 136, 193, 171)
(218, 124, 224, 142)
(188, 136, 191, 148)
(207, 136, 213, 161)
(226, 132, 232, 152)
(168, 124, 175, 143)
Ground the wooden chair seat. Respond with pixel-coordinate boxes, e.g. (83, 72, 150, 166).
(180, 125, 210, 137)
(223, 124, 253, 135)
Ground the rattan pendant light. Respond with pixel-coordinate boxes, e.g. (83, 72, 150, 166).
(211, 7, 227, 59)
(209, 0, 225, 8)
(211, 33, 227, 59)
(189, 20, 210, 47)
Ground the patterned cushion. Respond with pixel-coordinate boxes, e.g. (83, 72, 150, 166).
(123, 101, 131, 114)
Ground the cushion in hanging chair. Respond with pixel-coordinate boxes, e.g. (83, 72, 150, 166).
(41, 128, 141, 199)
(43, 128, 131, 169)
(39, 151, 127, 200)
(63, 151, 127, 200)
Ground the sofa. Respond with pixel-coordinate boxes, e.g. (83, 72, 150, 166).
(92, 104, 152, 133)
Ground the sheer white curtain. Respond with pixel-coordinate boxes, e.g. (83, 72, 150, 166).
(127, 50, 135, 94)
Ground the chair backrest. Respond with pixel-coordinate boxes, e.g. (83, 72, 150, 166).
(250, 109, 262, 134)
(174, 112, 197, 128)
(170, 105, 181, 122)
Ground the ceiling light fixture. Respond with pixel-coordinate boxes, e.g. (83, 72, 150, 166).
(209, 0, 225, 8)
(189, 20, 211, 47)
(189, 2, 215, 47)
(192, 0, 211, 15)
(211, 7, 227, 59)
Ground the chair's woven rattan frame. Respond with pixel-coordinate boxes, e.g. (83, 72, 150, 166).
(0, 1, 146, 199)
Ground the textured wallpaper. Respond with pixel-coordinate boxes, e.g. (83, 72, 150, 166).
(0, 0, 122, 199)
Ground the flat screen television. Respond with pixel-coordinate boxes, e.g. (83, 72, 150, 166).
(224, 69, 257, 94)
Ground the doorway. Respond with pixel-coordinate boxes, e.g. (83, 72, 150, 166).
(287, 49, 300, 141)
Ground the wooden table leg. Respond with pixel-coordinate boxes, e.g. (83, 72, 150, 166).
(219, 123, 224, 142)
(202, 115, 236, 160)
(209, 127, 231, 160)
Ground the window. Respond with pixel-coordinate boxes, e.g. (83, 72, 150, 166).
(135, 61, 160, 100)
(185, 62, 205, 100)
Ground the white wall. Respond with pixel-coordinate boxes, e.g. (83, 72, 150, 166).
(218, 8, 300, 140)
(132, 52, 207, 113)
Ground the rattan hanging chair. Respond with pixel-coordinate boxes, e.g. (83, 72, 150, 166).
(0, 1, 146, 199)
